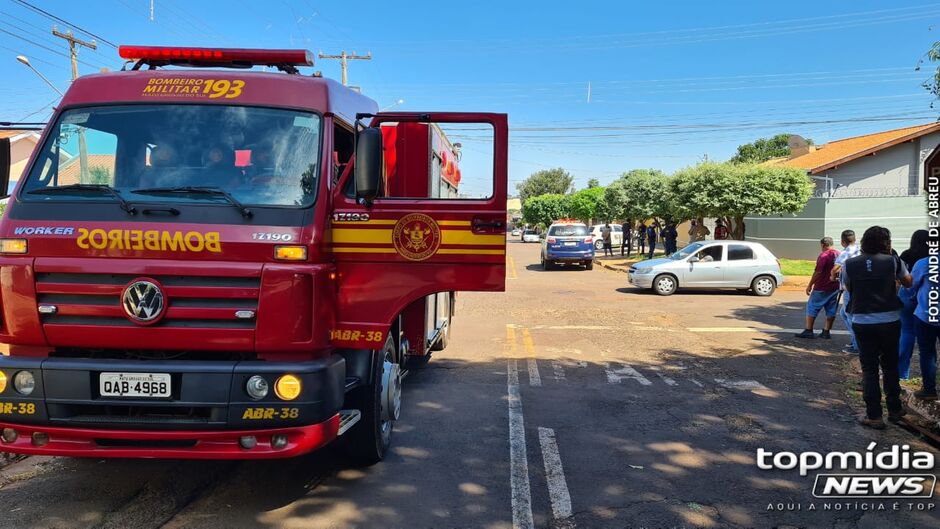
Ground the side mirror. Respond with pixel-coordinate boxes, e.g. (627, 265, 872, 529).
(689, 256, 700, 263)
(354, 127, 383, 204)
(0, 137, 11, 200)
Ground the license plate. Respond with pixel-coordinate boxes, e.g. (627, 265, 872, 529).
(99, 372, 171, 398)
(564, 241, 577, 247)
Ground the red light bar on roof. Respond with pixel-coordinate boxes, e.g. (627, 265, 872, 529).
(118, 46, 314, 66)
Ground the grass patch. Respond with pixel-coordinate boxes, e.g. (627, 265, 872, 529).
(779, 258, 815, 277)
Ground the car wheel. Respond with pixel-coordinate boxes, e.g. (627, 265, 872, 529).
(751, 276, 776, 297)
(585, 261, 594, 270)
(594, 240, 604, 251)
(653, 274, 677, 296)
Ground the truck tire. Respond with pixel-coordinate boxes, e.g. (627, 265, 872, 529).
(430, 317, 450, 352)
(343, 334, 399, 466)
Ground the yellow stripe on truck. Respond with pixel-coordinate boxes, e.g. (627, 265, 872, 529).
(331, 229, 504, 246)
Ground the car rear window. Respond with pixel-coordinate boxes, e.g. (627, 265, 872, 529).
(549, 225, 588, 236)
(728, 245, 756, 260)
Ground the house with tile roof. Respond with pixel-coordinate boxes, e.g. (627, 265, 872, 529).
(1, 129, 42, 195)
(746, 122, 938, 259)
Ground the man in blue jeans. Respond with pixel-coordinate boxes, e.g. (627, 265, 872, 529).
(830, 230, 860, 353)
(796, 237, 841, 339)
(911, 255, 939, 400)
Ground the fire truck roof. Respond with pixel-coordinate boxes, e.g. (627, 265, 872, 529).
(58, 69, 378, 125)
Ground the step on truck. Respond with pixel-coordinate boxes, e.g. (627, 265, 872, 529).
(0, 46, 507, 464)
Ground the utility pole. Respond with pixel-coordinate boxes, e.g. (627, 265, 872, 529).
(52, 26, 96, 182)
(317, 50, 371, 86)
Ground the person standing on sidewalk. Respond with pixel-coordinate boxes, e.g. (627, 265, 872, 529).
(662, 221, 678, 254)
(842, 226, 913, 429)
(714, 219, 729, 240)
(689, 219, 710, 242)
(911, 253, 939, 401)
(646, 222, 658, 260)
(621, 220, 633, 256)
(830, 230, 861, 354)
(898, 230, 929, 380)
(601, 222, 613, 257)
(796, 237, 842, 339)
(636, 222, 646, 257)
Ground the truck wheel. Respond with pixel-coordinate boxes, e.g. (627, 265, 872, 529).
(343, 335, 399, 466)
(653, 274, 677, 296)
(430, 316, 450, 352)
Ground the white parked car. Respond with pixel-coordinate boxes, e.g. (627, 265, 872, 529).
(522, 229, 540, 243)
(511, 228, 521, 237)
(628, 240, 784, 296)
(588, 224, 623, 250)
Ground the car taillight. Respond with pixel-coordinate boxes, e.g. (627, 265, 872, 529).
(583, 237, 592, 244)
(547, 237, 556, 244)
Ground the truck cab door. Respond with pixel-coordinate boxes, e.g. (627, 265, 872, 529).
(329, 113, 507, 349)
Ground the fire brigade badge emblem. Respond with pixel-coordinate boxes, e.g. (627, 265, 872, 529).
(393, 213, 441, 261)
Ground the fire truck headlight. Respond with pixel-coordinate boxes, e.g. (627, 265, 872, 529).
(274, 374, 302, 401)
(245, 376, 269, 400)
(0, 239, 27, 255)
(0, 370, 7, 393)
(13, 371, 34, 396)
(274, 245, 307, 261)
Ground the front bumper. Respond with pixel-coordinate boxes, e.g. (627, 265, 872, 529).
(627, 270, 654, 288)
(0, 354, 345, 458)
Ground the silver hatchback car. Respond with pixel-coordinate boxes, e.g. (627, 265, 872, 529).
(628, 240, 784, 296)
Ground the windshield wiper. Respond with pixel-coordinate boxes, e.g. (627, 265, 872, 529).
(131, 186, 252, 218)
(27, 184, 137, 215)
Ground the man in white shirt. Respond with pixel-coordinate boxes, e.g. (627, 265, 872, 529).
(830, 229, 860, 354)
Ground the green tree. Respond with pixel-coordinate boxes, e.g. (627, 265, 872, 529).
(729, 134, 812, 164)
(586, 178, 600, 189)
(569, 186, 612, 224)
(604, 169, 672, 223)
(670, 162, 813, 240)
(918, 42, 940, 102)
(86, 166, 112, 185)
(521, 193, 571, 229)
(516, 168, 574, 204)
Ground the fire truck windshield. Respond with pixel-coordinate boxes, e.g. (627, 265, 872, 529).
(18, 104, 321, 209)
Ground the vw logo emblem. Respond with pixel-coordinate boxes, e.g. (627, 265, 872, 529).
(121, 279, 166, 324)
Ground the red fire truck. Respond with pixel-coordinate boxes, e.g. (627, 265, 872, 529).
(0, 46, 507, 464)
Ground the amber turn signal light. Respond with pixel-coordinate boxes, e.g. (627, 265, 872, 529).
(274, 374, 302, 401)
(274, 245, 307, 261)
(0, 239, 27, 255)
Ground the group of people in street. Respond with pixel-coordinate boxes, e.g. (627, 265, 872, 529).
(799, 226, 938, 430)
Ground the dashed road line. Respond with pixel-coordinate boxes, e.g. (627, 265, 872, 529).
(604, 363, 652, 385)
(537, 427, 575, 529)
(551, 361, 566, 381)
(521, 324, 849, 336)
(522, 328, 541, 387)
(689, 378, 704, 388)
(507, 359, 534, 529)
(648, 366, 677, 386)
(506, 324, 518, 358)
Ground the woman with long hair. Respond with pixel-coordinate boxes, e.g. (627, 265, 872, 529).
(899, 230, 930, 379)
(842, 226, 913, 429)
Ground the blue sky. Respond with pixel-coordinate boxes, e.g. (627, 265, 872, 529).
(2, 0, 939, 193)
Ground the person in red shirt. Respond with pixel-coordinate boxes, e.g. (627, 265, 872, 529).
(795, 237, 842, 339)
(714, 219, 729, 240)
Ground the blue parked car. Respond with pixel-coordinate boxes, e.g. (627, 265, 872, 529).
(540, 221, 594, 270)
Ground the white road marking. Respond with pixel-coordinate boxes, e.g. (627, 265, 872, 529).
(538, 427, 576, 529)
(688, 327, 849, 335)
(517, 324, 850, 335)
(507, 360, 534, 529)
(648, 367, 677, 386)
(714, 379, 769, 391)
(551, 361, 566, 381)
(522, 328, 541, 387)
(605, 363, 652, 385)
(689, 378, 704, 388)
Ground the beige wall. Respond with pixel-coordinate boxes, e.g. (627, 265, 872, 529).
(8, 135, 39, 187)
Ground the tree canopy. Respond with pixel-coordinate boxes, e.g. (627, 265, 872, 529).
(669, 162, 813, 239)
(521, 194, 571, 229)
(604, 169, 672, 222)
(569, 186, 612, 224)
(516, 168, 574, 204)
(729, 134, 812, 164)
(586, 178, 600, 189)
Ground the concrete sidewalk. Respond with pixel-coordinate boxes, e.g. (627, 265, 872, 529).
(592, 254, 812, 291)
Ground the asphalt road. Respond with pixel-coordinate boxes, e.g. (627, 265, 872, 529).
(0, 241, 937, 529)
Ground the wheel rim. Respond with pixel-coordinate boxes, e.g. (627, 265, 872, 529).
(657, 276, 675, 293)
(755, 278, 773, 295)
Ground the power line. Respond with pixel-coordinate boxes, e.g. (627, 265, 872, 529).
(318, 50, 372, 86)
(12, 0, 117, 48)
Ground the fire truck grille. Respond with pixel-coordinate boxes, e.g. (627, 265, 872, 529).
(35, 273, 260, 329)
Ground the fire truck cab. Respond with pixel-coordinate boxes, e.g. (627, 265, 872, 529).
(0, 46, 507, 464)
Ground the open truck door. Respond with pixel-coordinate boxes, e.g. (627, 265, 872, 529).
(330, 112, 508, 350)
